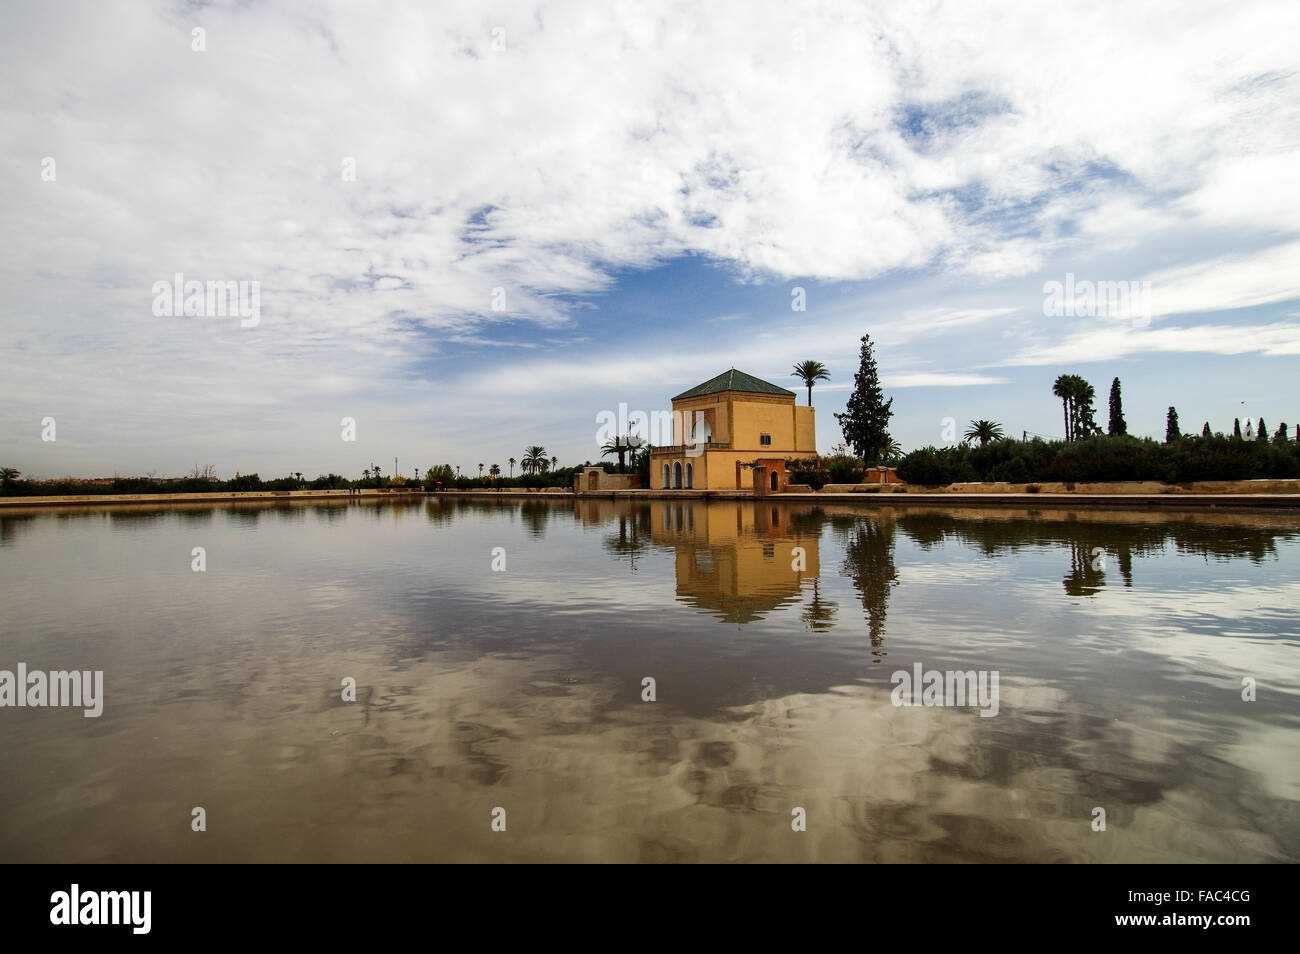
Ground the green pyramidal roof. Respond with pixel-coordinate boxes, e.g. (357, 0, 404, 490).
(672, 369, 796, 401)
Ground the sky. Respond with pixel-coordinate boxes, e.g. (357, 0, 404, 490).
(2, 0, 1298, 479)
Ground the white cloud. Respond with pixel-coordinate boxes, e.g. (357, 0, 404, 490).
(2, 0, 1299, 472)
(1146, 242, 1300, 318)
(883, 373, 1011, 388)
(1005, 321, 1300, 366)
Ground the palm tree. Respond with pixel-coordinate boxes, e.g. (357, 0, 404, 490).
(478, 463, 484, 478)
(964, 420, 1004, 447)
(791, 360, 830, 406)
(600, 435, 644, 473)
(489, 464, 501, 479)
(1072, 377, 1098, 438)
(2, 467, 20, 489)
(362, 467, 371, 484)
(550, 456, 558, 472)
(1052, 375, 1073, 440)
(521, 446, 548, 475)
(508, 457, 516, 478)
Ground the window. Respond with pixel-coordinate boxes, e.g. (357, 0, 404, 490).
(760, 433, 772, 446)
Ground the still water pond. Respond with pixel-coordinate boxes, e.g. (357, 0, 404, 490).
(1, 498, 1298, 862)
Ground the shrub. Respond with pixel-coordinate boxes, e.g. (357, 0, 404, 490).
(989, 457, 1030, 483)
(896, 447, 977, 485)
(787, 457, 826, 490)
(898, 434, 1300, 486)
(826, 455, 864, 484)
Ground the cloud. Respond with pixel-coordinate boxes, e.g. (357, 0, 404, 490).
(1145, 242, 1300, 318)
(1, 0, 1298, 471)
(1005, 321, 1300, 366)
(882, 373, 1011, 388)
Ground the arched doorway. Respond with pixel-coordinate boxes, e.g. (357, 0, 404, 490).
(770, 471, 779, 492)
(673, 462, 683, 489)
(661, 463, 670, 489)
(685, 462, 693, 489)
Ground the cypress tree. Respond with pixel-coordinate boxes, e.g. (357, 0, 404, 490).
(1165, 407, 1180, 443)
(835, 333, 894, 462)
(1258, 418, 1266, 442)
(1202, 422, 1211, 437)
(1233, 418, 1242, 439)
(1275, 422, 1288, 444)
(1107, 377, 1127, 436)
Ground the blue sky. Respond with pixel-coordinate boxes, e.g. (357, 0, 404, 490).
(1, 0, 1298, 478)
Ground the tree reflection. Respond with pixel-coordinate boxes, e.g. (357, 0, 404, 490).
(839, 517, 897, 658)
(895, 511, 1298, 596)
(602, 509, 652, 573)
(1063, 540, 1105, 596)
(800, 578, 837, 633)
(519, 501, 551, 537)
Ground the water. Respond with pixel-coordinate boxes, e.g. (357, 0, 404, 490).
(1, 497, 1297, 862)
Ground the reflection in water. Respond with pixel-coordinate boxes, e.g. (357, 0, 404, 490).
(1, 497, 1298, 862)
(601, 508, 652, 573)
(648, 501, 820, 624)
(838, 516, 897, 658)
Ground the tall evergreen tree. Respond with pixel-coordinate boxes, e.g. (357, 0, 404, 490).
(1166, 406, 1180, 443)
(1275, 422, 1289, 444)
(1202, 422, 1211, 437)
(835, 333, 894, 462)
(1107, 377, 1127, 435)
(1258, 418, 1266, 442)
(1233, 418, 1242, 439)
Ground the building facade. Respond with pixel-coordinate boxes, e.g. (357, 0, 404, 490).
(648, 369, 816, 491)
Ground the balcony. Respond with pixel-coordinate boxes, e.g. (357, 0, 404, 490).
(649, 442, 731, 455)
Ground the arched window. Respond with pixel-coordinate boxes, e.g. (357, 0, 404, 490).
(662, 463, 671, 488)
(673, 461, 683, 489)
(692, 416, 712, 444)
(685, 462, 693, 489)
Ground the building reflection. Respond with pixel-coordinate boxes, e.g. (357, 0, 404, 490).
(573, 499, 835, 626)
(650, 501, 824, 624)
